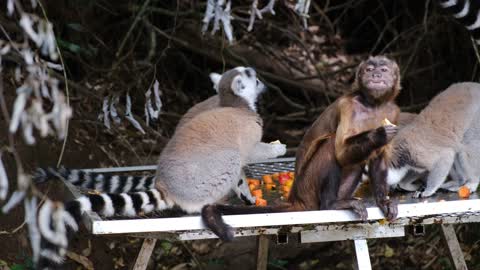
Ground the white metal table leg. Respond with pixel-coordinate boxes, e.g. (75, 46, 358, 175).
(353, 239, 372, 270)
(133, 238, 157, 270)
(441, 224, 468, 270)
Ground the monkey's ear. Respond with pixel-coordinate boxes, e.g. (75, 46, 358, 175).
(209, 73, 222, 92)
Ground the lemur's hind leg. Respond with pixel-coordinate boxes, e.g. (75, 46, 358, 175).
(455, 150, 479, 192)
(440, 180, 463, 192)
(233, 170, 256, 205)
(416, 151, 455, 198)
(398, 171, 422, 192)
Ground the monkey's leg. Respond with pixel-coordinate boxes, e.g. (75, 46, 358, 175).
(330, 166, 367, 220)
(337, 166, 364, 200)
(233, 170, 256, 205)
(418, 152, 455, 198)
(247, 142, 287, 162)
(368, 153, 398, 221)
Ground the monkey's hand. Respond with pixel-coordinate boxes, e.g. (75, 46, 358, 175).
(350, 200, 368, 221)
(376, 197, 398, 221)
(383, 124, 398, 142)
(332, 199, 368, 221)
(373, 125, 398, 145)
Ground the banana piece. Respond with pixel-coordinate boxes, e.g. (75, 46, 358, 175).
(382, 118, 396, 127)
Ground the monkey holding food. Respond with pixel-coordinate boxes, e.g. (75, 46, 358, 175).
(290, 56, 401, 220)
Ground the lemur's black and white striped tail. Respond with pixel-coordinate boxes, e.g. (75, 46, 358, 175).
(438, 0, 480, 44)
(66, 189, 173, 220)
(34, 167, 155, 193)
(36, 188, 173, 269)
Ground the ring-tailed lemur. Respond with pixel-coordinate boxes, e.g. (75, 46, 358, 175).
(35, 76, 280, 203)
(437, 0, 480, 44)
(385, 82, 480, 197)
(36, 67, 287, 267)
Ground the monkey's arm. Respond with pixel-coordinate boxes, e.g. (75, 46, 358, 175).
(336, 124, 395, 167)
(247, 142, 287, 163)
(335, 99, 399, 167)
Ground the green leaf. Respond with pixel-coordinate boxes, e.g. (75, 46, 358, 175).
(57, 39, 83, 54)
(160, 241, 172, 253)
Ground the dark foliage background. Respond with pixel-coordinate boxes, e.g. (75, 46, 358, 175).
(1, 0, 480, 269)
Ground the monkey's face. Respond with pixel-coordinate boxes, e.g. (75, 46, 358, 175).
(357, 57, 399, 100)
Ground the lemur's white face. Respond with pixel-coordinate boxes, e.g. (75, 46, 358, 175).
(210, 66, 266, 111)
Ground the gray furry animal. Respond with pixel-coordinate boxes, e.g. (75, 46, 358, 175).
(36, 67, 286, 267)
(385, 82, 480, 197)
(35, 74, 280, 200)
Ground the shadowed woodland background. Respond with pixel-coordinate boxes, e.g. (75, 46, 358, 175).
(1, 0, 480, 269)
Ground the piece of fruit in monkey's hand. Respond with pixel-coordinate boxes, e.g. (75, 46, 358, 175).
(381, 118, 396, 127)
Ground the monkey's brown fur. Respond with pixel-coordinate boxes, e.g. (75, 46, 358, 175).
(289, 56, 401, 219)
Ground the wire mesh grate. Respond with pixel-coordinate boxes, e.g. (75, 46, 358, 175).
(243, 158, 296, 179)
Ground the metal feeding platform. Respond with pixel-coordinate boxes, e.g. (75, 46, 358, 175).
(65, 157, 480, 270)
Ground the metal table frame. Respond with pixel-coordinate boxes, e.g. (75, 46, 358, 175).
(65, 158, 480, 270)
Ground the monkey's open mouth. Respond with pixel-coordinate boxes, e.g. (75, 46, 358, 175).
(368, 80, 386, 85)
(367, 81, 388, 89)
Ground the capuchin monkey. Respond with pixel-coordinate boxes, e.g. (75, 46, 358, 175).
(290, 56, 401, 220)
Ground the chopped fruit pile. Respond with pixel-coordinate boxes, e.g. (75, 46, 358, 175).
(458, 186, 471, 199)
(247, 171, 295, 206)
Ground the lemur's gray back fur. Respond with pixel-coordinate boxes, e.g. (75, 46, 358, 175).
(386, 82, 480, 197)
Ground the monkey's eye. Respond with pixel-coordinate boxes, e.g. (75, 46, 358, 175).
(381, 68, 388, 72)
(366, 67, 374, 72)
